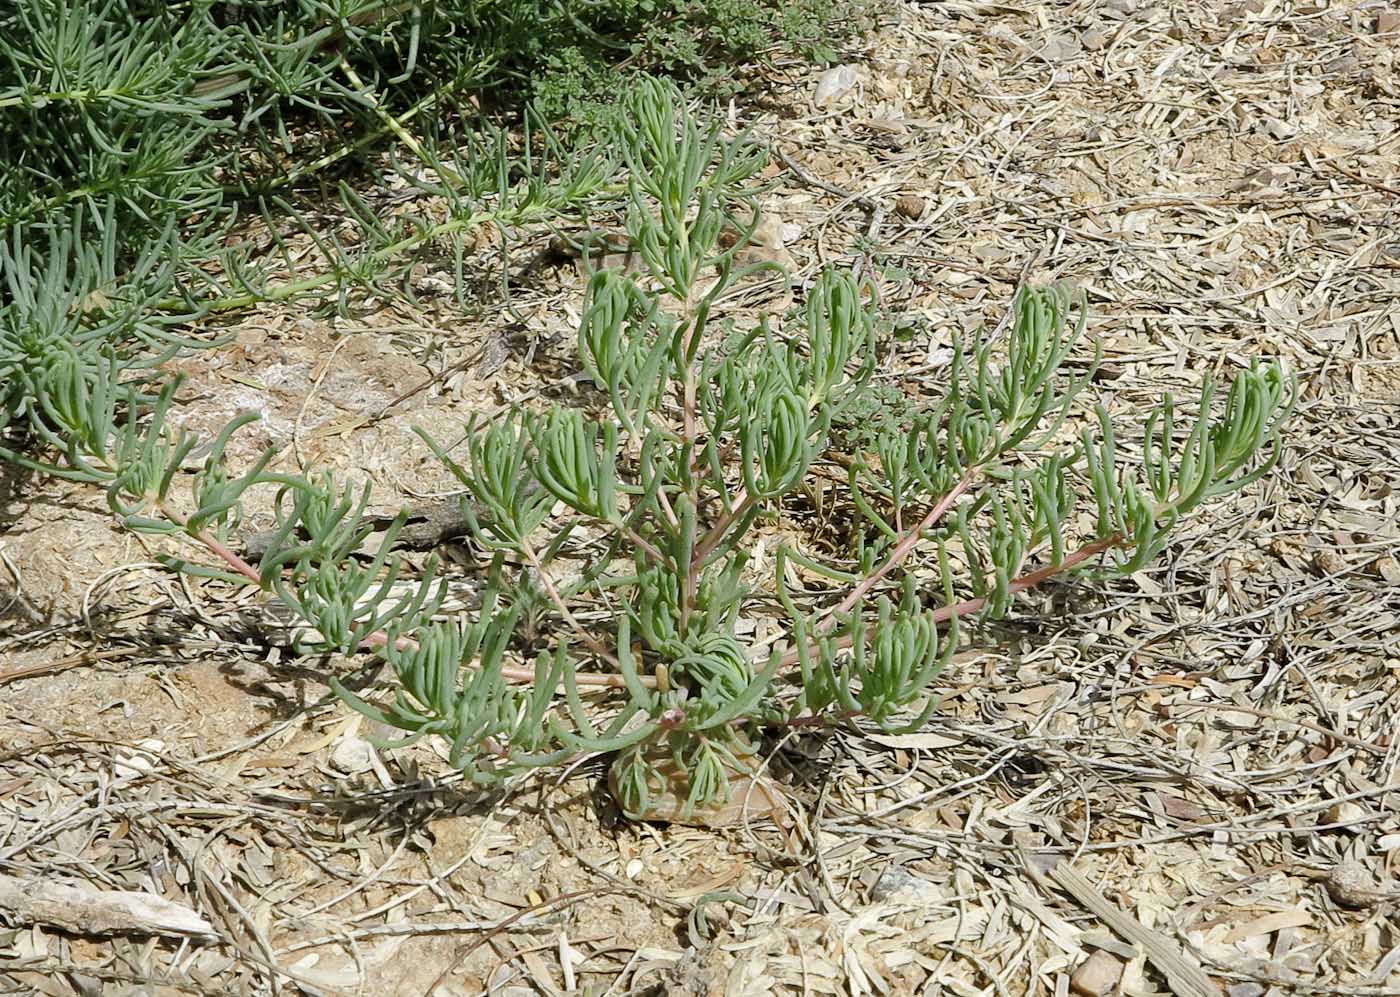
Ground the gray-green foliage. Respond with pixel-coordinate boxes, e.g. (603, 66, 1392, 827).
(1, 0, 849, 476)
(0, 0, 869, 230)
(0, 124, 618, 486)
(0, 0, 622, 482)
(341, 81, 1293, 818)
(0, 80, 1293, 822)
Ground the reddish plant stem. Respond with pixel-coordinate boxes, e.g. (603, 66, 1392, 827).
(691, 488, 757, 569)
(785, 708, 861, 728)
(780, 532, 1127, 669)
(779, 632, 854, 669)
(677, 317, 703, 632)
(157, 500, 263, 586)
(682, 379, 698, 458)
(655, 486, 680, 531)
(518, 538, 622, 669)
(626, 527, 669, 567)
(602, 517, 668, 568)
(818, 471, 978, 631)
(925, 533, 1124, 624)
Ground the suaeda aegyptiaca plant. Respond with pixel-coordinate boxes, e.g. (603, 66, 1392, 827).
(1, 79, 1294, 821)
(338, 79, 1292, 818)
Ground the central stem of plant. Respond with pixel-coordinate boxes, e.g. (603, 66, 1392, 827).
(678, 312, 704, 637)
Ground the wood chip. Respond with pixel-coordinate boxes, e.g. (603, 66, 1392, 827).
(0, 873, 217, 941)
(1221, 910, 1311, 944)
(1027, 855, 1221, 997)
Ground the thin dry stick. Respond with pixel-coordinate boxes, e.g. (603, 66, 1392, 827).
(0, 872, 218, 941)
(518, 537, 624, 670)
(1036, 857, 1221, 997)
(426, 887, 634, 996)
(0, 647, 135, 686)
(820, 470, 979, 629)
(1173, 701, 1388, 758)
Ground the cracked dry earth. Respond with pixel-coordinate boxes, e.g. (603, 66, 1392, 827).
(3, 0, 1400, 994)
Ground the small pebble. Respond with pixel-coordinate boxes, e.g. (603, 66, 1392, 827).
(1228, 985, 1265, 997)
(870, 865, 939, 902)
(330, 735, 375, 774)
(1326, 51, 1361, 73)
(894, 193, 926, 220)
(1070, 949, 1124, 996)
(814, 65, 860, 107)
(1326, 861, 1381, 909)
(1043, 33, 1082, 61)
